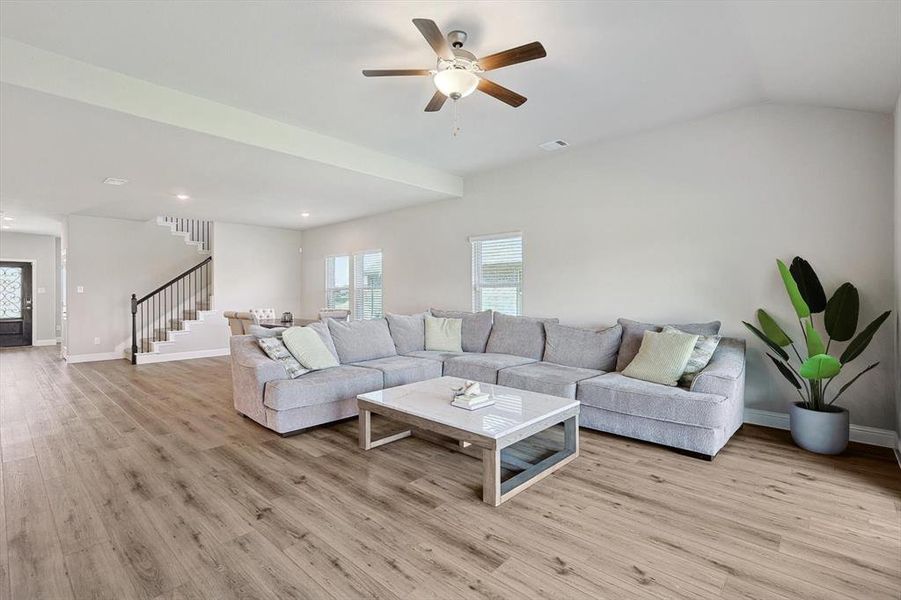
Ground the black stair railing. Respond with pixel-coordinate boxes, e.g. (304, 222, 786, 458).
(131, 257, 212, 364)
(162, 217, 212, 252)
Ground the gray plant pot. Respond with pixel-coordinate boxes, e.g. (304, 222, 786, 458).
(789, 402, 849, 455)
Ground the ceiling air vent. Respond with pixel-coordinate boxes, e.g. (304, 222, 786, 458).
(539, 139, 569, 152)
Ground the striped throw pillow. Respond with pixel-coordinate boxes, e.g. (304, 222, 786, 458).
(663, 325, 721, 387)
(257, 337, 310, 379)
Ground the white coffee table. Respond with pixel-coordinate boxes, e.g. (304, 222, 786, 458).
(357, 376, 580, 506)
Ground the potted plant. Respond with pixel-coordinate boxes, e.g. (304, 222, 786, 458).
(744, 257, 891, 455)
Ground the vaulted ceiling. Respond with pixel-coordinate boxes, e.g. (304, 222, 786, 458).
(1, 1, 899, 235)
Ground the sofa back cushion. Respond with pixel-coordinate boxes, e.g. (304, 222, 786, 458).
(616, 318, 721, 371)
(307, 321, 339, 361)
(386, 312, 427, 354)
(544, 323, 622, 371)
(327, 318, 397, 363)
(282, 327, 340, 370)
(486, 313, 559, 360)
(430, 308, 493, 353)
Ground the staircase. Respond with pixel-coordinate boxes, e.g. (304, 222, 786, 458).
(130, 218, 229, 365)
(157, 216, 212, 252)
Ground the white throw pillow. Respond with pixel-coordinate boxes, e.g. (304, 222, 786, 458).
(282, 326, 340, 370)
(622, 329, 699, 387)
(424, 315, 463, 352)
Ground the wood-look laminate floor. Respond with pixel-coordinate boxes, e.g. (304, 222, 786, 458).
(0, 345, 898, 600)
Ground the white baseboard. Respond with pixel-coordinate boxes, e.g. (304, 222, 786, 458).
(744, 408, 898, 449)
(33, 339, 59, 347)
(65, 351, 126, 364)
(135, 347, 230, 365)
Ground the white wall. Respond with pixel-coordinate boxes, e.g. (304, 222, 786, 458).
(894, 93, 901, 444)
(0, 231, 59, 343)
(212, 222, 303, 316)
(65, 215, 204, 358)
(301, 104, 896, 430)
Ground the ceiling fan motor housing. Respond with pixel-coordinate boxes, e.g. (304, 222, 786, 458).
(447, 30, 467, 48)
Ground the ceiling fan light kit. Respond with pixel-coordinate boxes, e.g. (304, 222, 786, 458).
(362, 18, 546, 135)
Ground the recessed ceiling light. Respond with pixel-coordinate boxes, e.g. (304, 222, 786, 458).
(176, 194, 190, 200)
(301, 212, 310, 218)
(1, 225, 10, 229)
(1, 216, 13, 221)
(103, 177, 129, 186)
(538, 139, 569, 152)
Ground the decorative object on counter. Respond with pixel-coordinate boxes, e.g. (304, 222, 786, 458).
(744, 256, 891, 455)
(282, 312, 293, 323)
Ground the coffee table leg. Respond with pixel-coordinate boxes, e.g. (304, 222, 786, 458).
(482, 448, 501, 506)
(482, 415, 580, 506)
(359, 409, 372, 450)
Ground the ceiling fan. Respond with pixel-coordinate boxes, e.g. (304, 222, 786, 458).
(362, 18, 546, 112)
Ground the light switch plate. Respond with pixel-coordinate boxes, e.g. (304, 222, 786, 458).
(37, 287, 46, 294)
(76, 286, 84, 293)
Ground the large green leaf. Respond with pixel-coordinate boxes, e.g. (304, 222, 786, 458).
(829, 362, 879, 405)
(790, 257, 826, 313)
(756, 309, 792, 347)
(805, 320, 825, 357)
(743, 321, 789, 361)
(777, 259, 810, 318)
(824, 283, 859, 342)
(799, 354, 842, 380)
(840, 311, 892, 364)
(766, 353, 801, 389)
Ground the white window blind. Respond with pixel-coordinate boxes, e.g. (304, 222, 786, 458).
(471, 234, 522, 316)
(325, 255, 350, 310)
(353, 250, 383, 320)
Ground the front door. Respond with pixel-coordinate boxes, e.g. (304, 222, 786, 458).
(0, 262, 33, 347)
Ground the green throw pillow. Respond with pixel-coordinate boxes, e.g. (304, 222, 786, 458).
(282, 326, 339, 370)
(662, 325, 721, 387)
(257, 337, 310, 379)
(622, 329, 699, 387)
(424, 315, 463, 352)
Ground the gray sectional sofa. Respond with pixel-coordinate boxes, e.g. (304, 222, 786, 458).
(230, 310, 746, 458)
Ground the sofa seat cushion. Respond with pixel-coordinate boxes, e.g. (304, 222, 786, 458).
(263, 365, 383, 411)
(498, 362, 604, 399)
(404, 350, 467, 363)
(351, 356, 442, 388)
(443, 353, 537, 384)
(576, 373, 727, 428)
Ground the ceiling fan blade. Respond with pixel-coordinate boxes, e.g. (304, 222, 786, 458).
(478, 42, 546, 71)
(412, 18, 454, 61)
(477, 78, 527, 107)
(424, 90, 447, 112)
(362, 69, 431, 77)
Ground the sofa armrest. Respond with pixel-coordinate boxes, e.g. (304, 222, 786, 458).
(230, 335, 288, 422)
(690, 337, 745, 396)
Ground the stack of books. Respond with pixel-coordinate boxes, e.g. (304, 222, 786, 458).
(451, 392, 494, 410)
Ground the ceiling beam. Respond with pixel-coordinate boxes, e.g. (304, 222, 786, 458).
(0, 38, 463, 198)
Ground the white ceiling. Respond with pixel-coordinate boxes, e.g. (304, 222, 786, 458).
(0, 84, 452, 236)
(0, 1, 898, 236)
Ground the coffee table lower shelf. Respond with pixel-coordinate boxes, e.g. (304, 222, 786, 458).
(357, 400, 579, 507)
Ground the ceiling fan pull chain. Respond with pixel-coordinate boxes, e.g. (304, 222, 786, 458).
(452, 99, 461, 137)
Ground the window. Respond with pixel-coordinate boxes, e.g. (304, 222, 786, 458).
(325, 255, 350, 310)
(325, 251, 383, 319)
(471, 233, 522, 316)
(353, 250, 383, 320)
